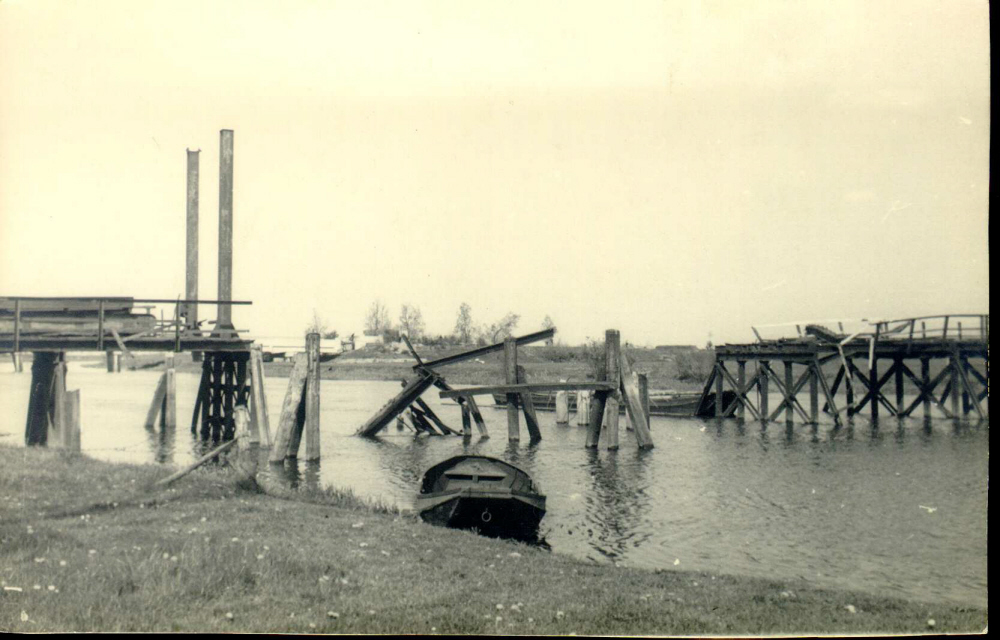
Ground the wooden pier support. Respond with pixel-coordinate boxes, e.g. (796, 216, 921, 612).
(270, 353, 308, 461)
(185, 147, 202, 361)
(193, 351, 251, 443)
(10, 352, 23, 373)
(504, 338, 520, 442)
(24, 352, 80, 449)
(249, 344, 271, 446)
(516, 365, 542, 442)
(638, 372, 650, 427)
(144, 357, 177, 430)
(576, 391, 590, 426)
(461, 403, 472, 437)
(216, 129, 235, 332)
(304, 333, 321, 461)
(584, 332, 612, 448)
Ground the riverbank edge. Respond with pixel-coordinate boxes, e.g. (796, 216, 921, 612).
(0, 445, 985, 634)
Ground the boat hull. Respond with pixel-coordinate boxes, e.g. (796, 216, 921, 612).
(417, 491, 546, 541)
(491, 390, 704, 418)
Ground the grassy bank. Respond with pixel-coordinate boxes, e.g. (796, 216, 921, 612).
(0, 446, 985, 634)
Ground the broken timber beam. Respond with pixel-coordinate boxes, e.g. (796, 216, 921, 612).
(356, 372, 438, 437)
(438, 381, 615, 400)
(414, 328, 555, 370)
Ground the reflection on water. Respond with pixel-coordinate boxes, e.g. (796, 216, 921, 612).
(0, 365, 988, 608)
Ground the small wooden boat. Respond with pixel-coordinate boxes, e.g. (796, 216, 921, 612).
(415, 456, 546, 541)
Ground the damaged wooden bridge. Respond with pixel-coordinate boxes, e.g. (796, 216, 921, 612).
(699, 314, 989, 425)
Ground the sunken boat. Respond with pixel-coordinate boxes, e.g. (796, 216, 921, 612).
(490, 389, 730, 418)
(415, 455, 546, 541)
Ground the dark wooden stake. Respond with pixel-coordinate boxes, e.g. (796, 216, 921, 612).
(304, 333, 321, 461)
(504, 338, 520, 442)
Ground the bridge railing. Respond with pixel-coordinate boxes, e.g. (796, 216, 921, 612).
(750, 314, 988, 344)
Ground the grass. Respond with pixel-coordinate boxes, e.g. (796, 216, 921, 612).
(0, 445, 986, 634)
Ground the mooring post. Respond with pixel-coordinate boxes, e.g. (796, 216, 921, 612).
(217, 129, 235, 333)
(503, 338, 520, 442)
(234, 405, 258, 480)
(759, 361, 769, 422)
(575, 390, 589, 426)
(555, 379, 569, 424)
(304, 333, 321, 461)
(186, 148, 202, 361)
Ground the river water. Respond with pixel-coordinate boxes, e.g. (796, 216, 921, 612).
(0, 362, 988, 608)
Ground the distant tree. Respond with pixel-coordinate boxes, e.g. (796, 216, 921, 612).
(322, 329, 339, 340)
(483, 312, 520, 343)
(363, 299, 392, 336)
(398, 303, 425, 340)
(541, 315, 556, 345)
(453, 302, 474, 344)
(304, 309, 328, 336)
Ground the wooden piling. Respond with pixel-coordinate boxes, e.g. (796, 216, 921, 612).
(164, 355, 177, 429)
(949, 355, 960, 418)
(920, 358, 931, 417)
(11, 352, 23, 373)
(516, 365, 542, 442)
(576, 391, 590, 426)
(638, 372, 650, 427)
(555, 379, 569, 424)
(759, 362, 769, 421)
(270, 353, 308, 462)
(234, 405, 257, 480)
(784, 361, 794, 423)
(249, 345, 272, 446)
(106, 351, 116, 372)
(736, 362, 746, 419)
(63, 389, 81, 452)
(504, 338, 520, 442)
(870, 355, 879, 422)
(25, 353, 58, 445)
(50, 356, 67, 444)
(585, 329, 614, 449)
(144, 373, 167, 429)
(466, 396, 489, 438)
(461, 402, 472, 437)
(620, 352, 654, 449)
(894, 358, 904, 417)
(304, 333, 321, 461)
(809, 365, 819, 423)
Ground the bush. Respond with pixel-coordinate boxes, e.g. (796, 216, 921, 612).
(675, 349, 714, 382)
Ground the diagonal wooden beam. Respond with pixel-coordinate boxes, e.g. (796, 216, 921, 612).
(716, 362, 762, 421)
(847, 360, 899, 417)
(813, 359, 841, 425)
(898, 362, 953, 418)
(355, 372, 438, 437)
(764, 363, 812, 422)
(822, 365, 845, 413)
(953, 354, 985, 419)
(414, 328, 555, 370)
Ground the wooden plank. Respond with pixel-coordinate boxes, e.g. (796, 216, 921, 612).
(638, 373, 650, 427)
(504, 338, 520, 442)
(415, 328, 555, 370)
(466, 396, 489, 438)
(355, 372, 437, 437)
(304, 334, 321, 461)
(270, 353, 308, 461)
(620, 351, 653, 449)
(438, 381, 616, 399)
(0, 315, 157, 336)
(0, 297, 134, 314)
(155, 438, 238, 488)
(144, 373, 168, 429)
(516, 365, 542, 442)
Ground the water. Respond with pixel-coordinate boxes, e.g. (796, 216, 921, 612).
(0, 361, 988, 608)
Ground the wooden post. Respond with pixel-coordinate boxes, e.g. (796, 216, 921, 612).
(163, 355, 177, 430)
(638, 373, 650, 427)
(186, 148, 201, 361)
(949, 355, 960, 418)
(714, 361, 725, 417)
(759, 361, 769, 422)
(461, 403, 472, 437)
(217, 129, 234, 331)
(576, 391, 590, 426)
(920, 358, 931, 417)
(809, 365, 819, 423)
(11, 352, 23, 373)
(63, 390, 81, 452)
(504, 338, 520, 442)
(516, 365, 542, 441)
(894, 358, 904, 417)
(585, 329, 614, 449)
(466, 397, 489, 438)
(620, 353, 654, 449)
(270, 353, 308, 462)
(870, 355, 879, 423)
(106, 351, 115, 372)
(844, 357, 854, 413)
(604, 334, 621, 450)
(144, 373, 168, 429)
(249, 345, 272, 446)
(784, 361, 794, 423)
(46, 355, 67, 446)
(304, 333, 321, 461)
(555, 380, 570, 424)
(25, 353, 57, 445)
(736, 362, 746, 419)
(234, 405, 257, 480)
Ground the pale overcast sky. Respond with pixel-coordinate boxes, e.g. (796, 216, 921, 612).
(0, 0, 990, 345)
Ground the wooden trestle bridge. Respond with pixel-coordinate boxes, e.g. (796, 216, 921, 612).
(698, 314, 989, 425)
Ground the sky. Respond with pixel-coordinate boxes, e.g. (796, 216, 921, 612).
(0, 0, 990, 346)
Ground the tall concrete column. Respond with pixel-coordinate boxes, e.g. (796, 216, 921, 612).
(217, 130, 234, 331)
